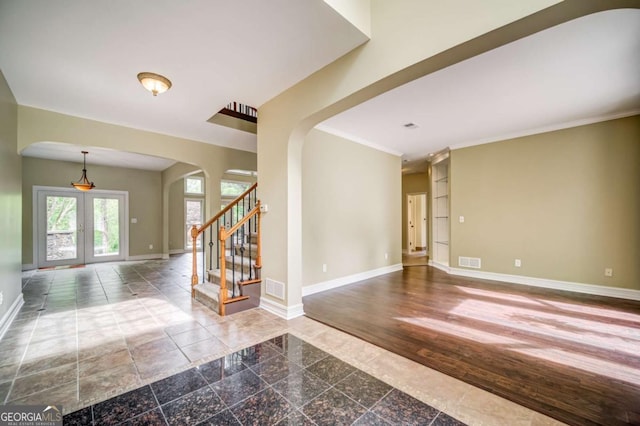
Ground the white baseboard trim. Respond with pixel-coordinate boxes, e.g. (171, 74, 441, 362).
(22, 264, 36, 271)
(260, 298, 304, 320)
(127, 253, 163, 261)
(169, 249, 186, 255)
(449, 267, 640, 301)
(0, 294, 25, 341)
(302, 263, 404, 297)
(428, 260, 450, 273)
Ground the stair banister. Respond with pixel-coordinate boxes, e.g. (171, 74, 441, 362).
(217, 202, 261, 316)
(191, 182, 258, 296)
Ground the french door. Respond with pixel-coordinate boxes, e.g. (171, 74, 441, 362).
(35, 187, 127, 267)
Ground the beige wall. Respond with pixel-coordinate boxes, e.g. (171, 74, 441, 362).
(257, 1, 619, 309)
(302, 129, 401, 286)
(450, 115, 640, 289)
(22, 157, 162, 264)
(402, 172, 428, 251)
(0, 70, 22, 321)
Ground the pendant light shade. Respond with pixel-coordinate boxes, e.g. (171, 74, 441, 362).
(71, 151, 95, 191)
(137, 72, 172, 96)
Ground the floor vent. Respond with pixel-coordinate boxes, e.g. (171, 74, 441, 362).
(265, 278, 285, 300)
(458, 256, 482, 269)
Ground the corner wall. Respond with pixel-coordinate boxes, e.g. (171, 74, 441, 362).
(450, 115, 640, 289)
(0, 70, 22, 332)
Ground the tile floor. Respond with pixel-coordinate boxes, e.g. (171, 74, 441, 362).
(63, 334, 464, 425)
(0, 255, 564, 425)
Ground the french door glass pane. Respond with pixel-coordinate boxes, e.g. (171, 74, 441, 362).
(93, 197, 120, 256)
(46, 196, 77, 261)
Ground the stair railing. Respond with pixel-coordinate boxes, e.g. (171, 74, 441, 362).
(191, 182, 258, 297)
(218, 201, 262, 315)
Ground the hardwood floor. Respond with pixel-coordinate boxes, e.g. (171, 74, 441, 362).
(303, 266, 640, 426)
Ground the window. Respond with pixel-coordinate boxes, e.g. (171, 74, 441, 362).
(221, 180, 251, 198)
(185, 176, 204, 195)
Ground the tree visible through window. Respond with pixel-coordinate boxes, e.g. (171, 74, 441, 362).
(221, 180, 251, 197)
(185, 176, 204, 194)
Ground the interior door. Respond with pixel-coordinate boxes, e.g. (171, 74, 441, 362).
(36, 188, 126, 267)
(407, 195, 416, 252)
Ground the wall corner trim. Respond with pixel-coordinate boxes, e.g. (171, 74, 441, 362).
(302, 263, 404, 297)
(260, 298, 304, 320)
(0, 294, 25, 341)
(448, 267, 640, 302)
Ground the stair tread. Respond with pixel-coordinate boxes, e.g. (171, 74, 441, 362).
(209, 267, 257, 284)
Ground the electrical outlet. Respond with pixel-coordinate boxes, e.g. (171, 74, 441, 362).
(0, 291, 3, 306)
(515, 259, 521, 268)
(384, 253, 388, 260)
(149, 244, 153, 250)
(605, 268, 613, 277)
(322, 264, 327, 273)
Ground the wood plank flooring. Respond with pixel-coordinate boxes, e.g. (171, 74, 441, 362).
(303, 266, 640, 426)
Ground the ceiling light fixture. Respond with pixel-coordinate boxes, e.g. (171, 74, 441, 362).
(137, 72, 172, 96)
(71, 151, 95, 191)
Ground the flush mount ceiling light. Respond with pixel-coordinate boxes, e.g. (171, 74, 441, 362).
(71, 151, 95, 191)
(137, 72, 172, 96)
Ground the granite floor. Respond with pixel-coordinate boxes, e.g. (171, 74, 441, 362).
(0, 255, 564, 425)
(63, 333, 464, 425)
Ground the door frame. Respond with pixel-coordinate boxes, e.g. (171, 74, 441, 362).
(407, 192, 428, 254)
(33, 186, 130, 268)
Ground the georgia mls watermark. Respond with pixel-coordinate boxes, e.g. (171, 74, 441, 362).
(0, 405, 62, 426)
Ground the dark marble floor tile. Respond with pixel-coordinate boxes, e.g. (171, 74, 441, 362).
(283, 341, 329, 367)
(250, 354, 301, 384)
(352, 411, 392, 426)
(62, 406, 93, 425)
(301, 387, 366, 426)
(431, 411, 467, 426)
(121, 408, 167, 426)
(196, 409, 241, 426)
(305, 354, 355, 384)
(236, 342, 281, 366)
(197, 353, 248, 384)
(211, 368, 267, 406)
(271, 370, 330, 408)
(335, 370, 392, 408)
(230, 387, 293, 426)
(150, 368, 208, 405)
(162, 385, 225, 426)
(275, 409, 316, 426)
(371, 389, 440, 426)
(93, 385, 157, 425)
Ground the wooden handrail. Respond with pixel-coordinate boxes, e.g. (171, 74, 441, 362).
(194, 182, 258, 237)
(218, 201, 262, 315)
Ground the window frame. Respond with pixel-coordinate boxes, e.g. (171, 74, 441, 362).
(184, 176, 204, 195)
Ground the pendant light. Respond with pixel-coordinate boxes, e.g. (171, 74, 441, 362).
(71, 151, 95, 191)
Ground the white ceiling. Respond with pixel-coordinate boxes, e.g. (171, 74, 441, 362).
(0, 0, 368, 168)
(319, 9, 640, 173)
(2, 6, 639, 173)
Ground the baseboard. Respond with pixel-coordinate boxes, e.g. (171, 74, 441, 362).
(260, 297, 304, 320)
(302, 263, 404, 297)
(127, 253, 163, 261)
(22, 263, 36, 271)
(428, 260, 450, 273)
(0, 294, 24, 341)
(449, 267, 640, 301)
(169, 249, 186, 255)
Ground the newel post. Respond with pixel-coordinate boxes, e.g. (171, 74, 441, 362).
(190, 225, 199, 297)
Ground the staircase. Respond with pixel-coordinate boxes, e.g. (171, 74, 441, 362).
(190, 183, 262, 316)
